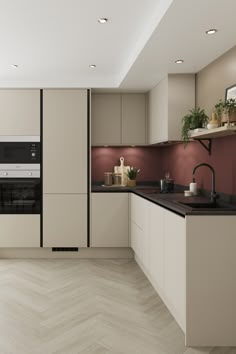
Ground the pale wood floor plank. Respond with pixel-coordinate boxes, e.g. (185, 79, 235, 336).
(0, 259, 235, 354)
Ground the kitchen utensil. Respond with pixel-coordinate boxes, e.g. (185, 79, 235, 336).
(114, 157, 130, 186)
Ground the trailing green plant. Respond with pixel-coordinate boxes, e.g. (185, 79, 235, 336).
(215, 98, 236, 118)
(126, 166, 140, 180)
(181, 107, 209, 147)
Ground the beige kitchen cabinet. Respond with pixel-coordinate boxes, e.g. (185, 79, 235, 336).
(0, 215, 40, 247)
(0, 89, 40, 136)
(43, 89, 88, 247)
(164, 209, 186, 331)
(148, 202, 164, 290)
(43, 194, 87, 247)
(130, 193, 148, 267)
(131, 194, 185, 331)
(121, 94, 146, 145)
(91, 93, 146, 146)
(91, 94, 121, 145)
(91, 193, 129, 247)
(148, 74, 195, 144)
(43, 89, 87, 194)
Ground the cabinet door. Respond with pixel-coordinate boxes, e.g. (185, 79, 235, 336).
(0, 90, 40, 136)
(43, 194, 87, 247)
(91, 193, 129, 247)
(149, 202, 164, 290)
(43, 89, 87, 194)
(130, 195, 149, 268)
(92, 94, 121, 145)
(164, 209, 186, 330)
(121, 94, 146, 145)
(0, 215, 40, 247)
(148, 77, 168, 144)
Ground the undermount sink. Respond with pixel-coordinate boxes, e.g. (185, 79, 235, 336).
(178, 201, 236, 211)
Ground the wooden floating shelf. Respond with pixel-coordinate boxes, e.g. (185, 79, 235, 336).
(190, 126, 236, 139)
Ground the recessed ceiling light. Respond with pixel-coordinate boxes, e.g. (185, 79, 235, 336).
(89, 64, 96, 68)
(206, 29, 217, 35)
(11, 64, 19, 68)
(98, 18, 108, 24)
(175, 59, 184, 64)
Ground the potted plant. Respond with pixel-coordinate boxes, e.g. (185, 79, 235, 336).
(126, 167, 140, 187)
(215, 98, 236, 125)
(181, 107, 209, 146)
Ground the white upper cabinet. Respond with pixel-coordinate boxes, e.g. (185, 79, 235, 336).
(148, 74, 195, 144)
(43, 89, 87, 194)
(91, 93, 146, 146)
(0, 90, 40, 136)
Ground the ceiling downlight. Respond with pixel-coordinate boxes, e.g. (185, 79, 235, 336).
(97, 18, 108, 24)
(175, 59, 184, 64)
(206, 29, 217, 35)
(11, 64, 19, 68)
(89, 64, 96, 69)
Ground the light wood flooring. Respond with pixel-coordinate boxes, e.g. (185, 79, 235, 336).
(0, 258, 235, 354)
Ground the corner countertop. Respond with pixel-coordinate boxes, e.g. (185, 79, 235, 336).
(91, 184, 236, 216)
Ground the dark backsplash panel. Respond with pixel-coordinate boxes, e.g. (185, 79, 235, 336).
(91, 147, 162, 182)
(92, 134, 236, 196)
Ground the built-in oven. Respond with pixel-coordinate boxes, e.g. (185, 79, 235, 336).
(0, 137, 41, 215)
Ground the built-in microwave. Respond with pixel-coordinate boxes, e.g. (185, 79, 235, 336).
(0, 136, 40, 164)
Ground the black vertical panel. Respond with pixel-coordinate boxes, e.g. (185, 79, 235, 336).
(40, 89, 43, 247)
(87, 90, 90, 247)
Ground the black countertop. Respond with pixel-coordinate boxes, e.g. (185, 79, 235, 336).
(91, 185, 236, 216)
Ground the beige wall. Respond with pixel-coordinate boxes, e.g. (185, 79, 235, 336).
(196, 45, 236, 116)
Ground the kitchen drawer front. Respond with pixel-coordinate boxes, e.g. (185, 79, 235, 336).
(0, 215, 40, 247)
(43, 194, 87, 248)
(130, 194, 146, 230)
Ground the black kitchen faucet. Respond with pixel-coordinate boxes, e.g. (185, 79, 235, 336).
(192, 163, 218, 203)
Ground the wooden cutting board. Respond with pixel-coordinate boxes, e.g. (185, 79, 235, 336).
(114, 157, 130, 186)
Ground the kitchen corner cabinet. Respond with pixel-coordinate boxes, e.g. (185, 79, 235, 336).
(43, 89, 88, 247)
(0, 89, 40, 136)
(91, 93, 147, 146)
(148, 74, 195, 144)
(91, 193, 129, 247)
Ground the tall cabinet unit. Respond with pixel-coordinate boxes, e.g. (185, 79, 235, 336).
(43, 89, 88, 247)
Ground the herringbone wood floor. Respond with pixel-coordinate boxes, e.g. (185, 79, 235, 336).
(0, 259, 235, 354)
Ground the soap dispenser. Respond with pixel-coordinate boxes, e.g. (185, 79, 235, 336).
(189, 178, 198, 195)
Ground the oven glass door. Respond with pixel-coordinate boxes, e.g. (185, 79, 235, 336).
(0, 178, 41, 214)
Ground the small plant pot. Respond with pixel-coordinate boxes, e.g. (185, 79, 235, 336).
(221, 112, 236, 125)
(127, 179, 136, 187)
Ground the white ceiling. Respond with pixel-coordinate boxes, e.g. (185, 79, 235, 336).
(0, 0, 235, 90)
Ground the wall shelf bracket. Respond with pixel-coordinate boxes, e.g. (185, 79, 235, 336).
(196, 138, 212, 155)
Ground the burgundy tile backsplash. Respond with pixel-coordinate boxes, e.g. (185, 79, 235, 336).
(160, 135, 236, 195)
(92, 135, 236, 195)
(91, 147, 162, 182)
